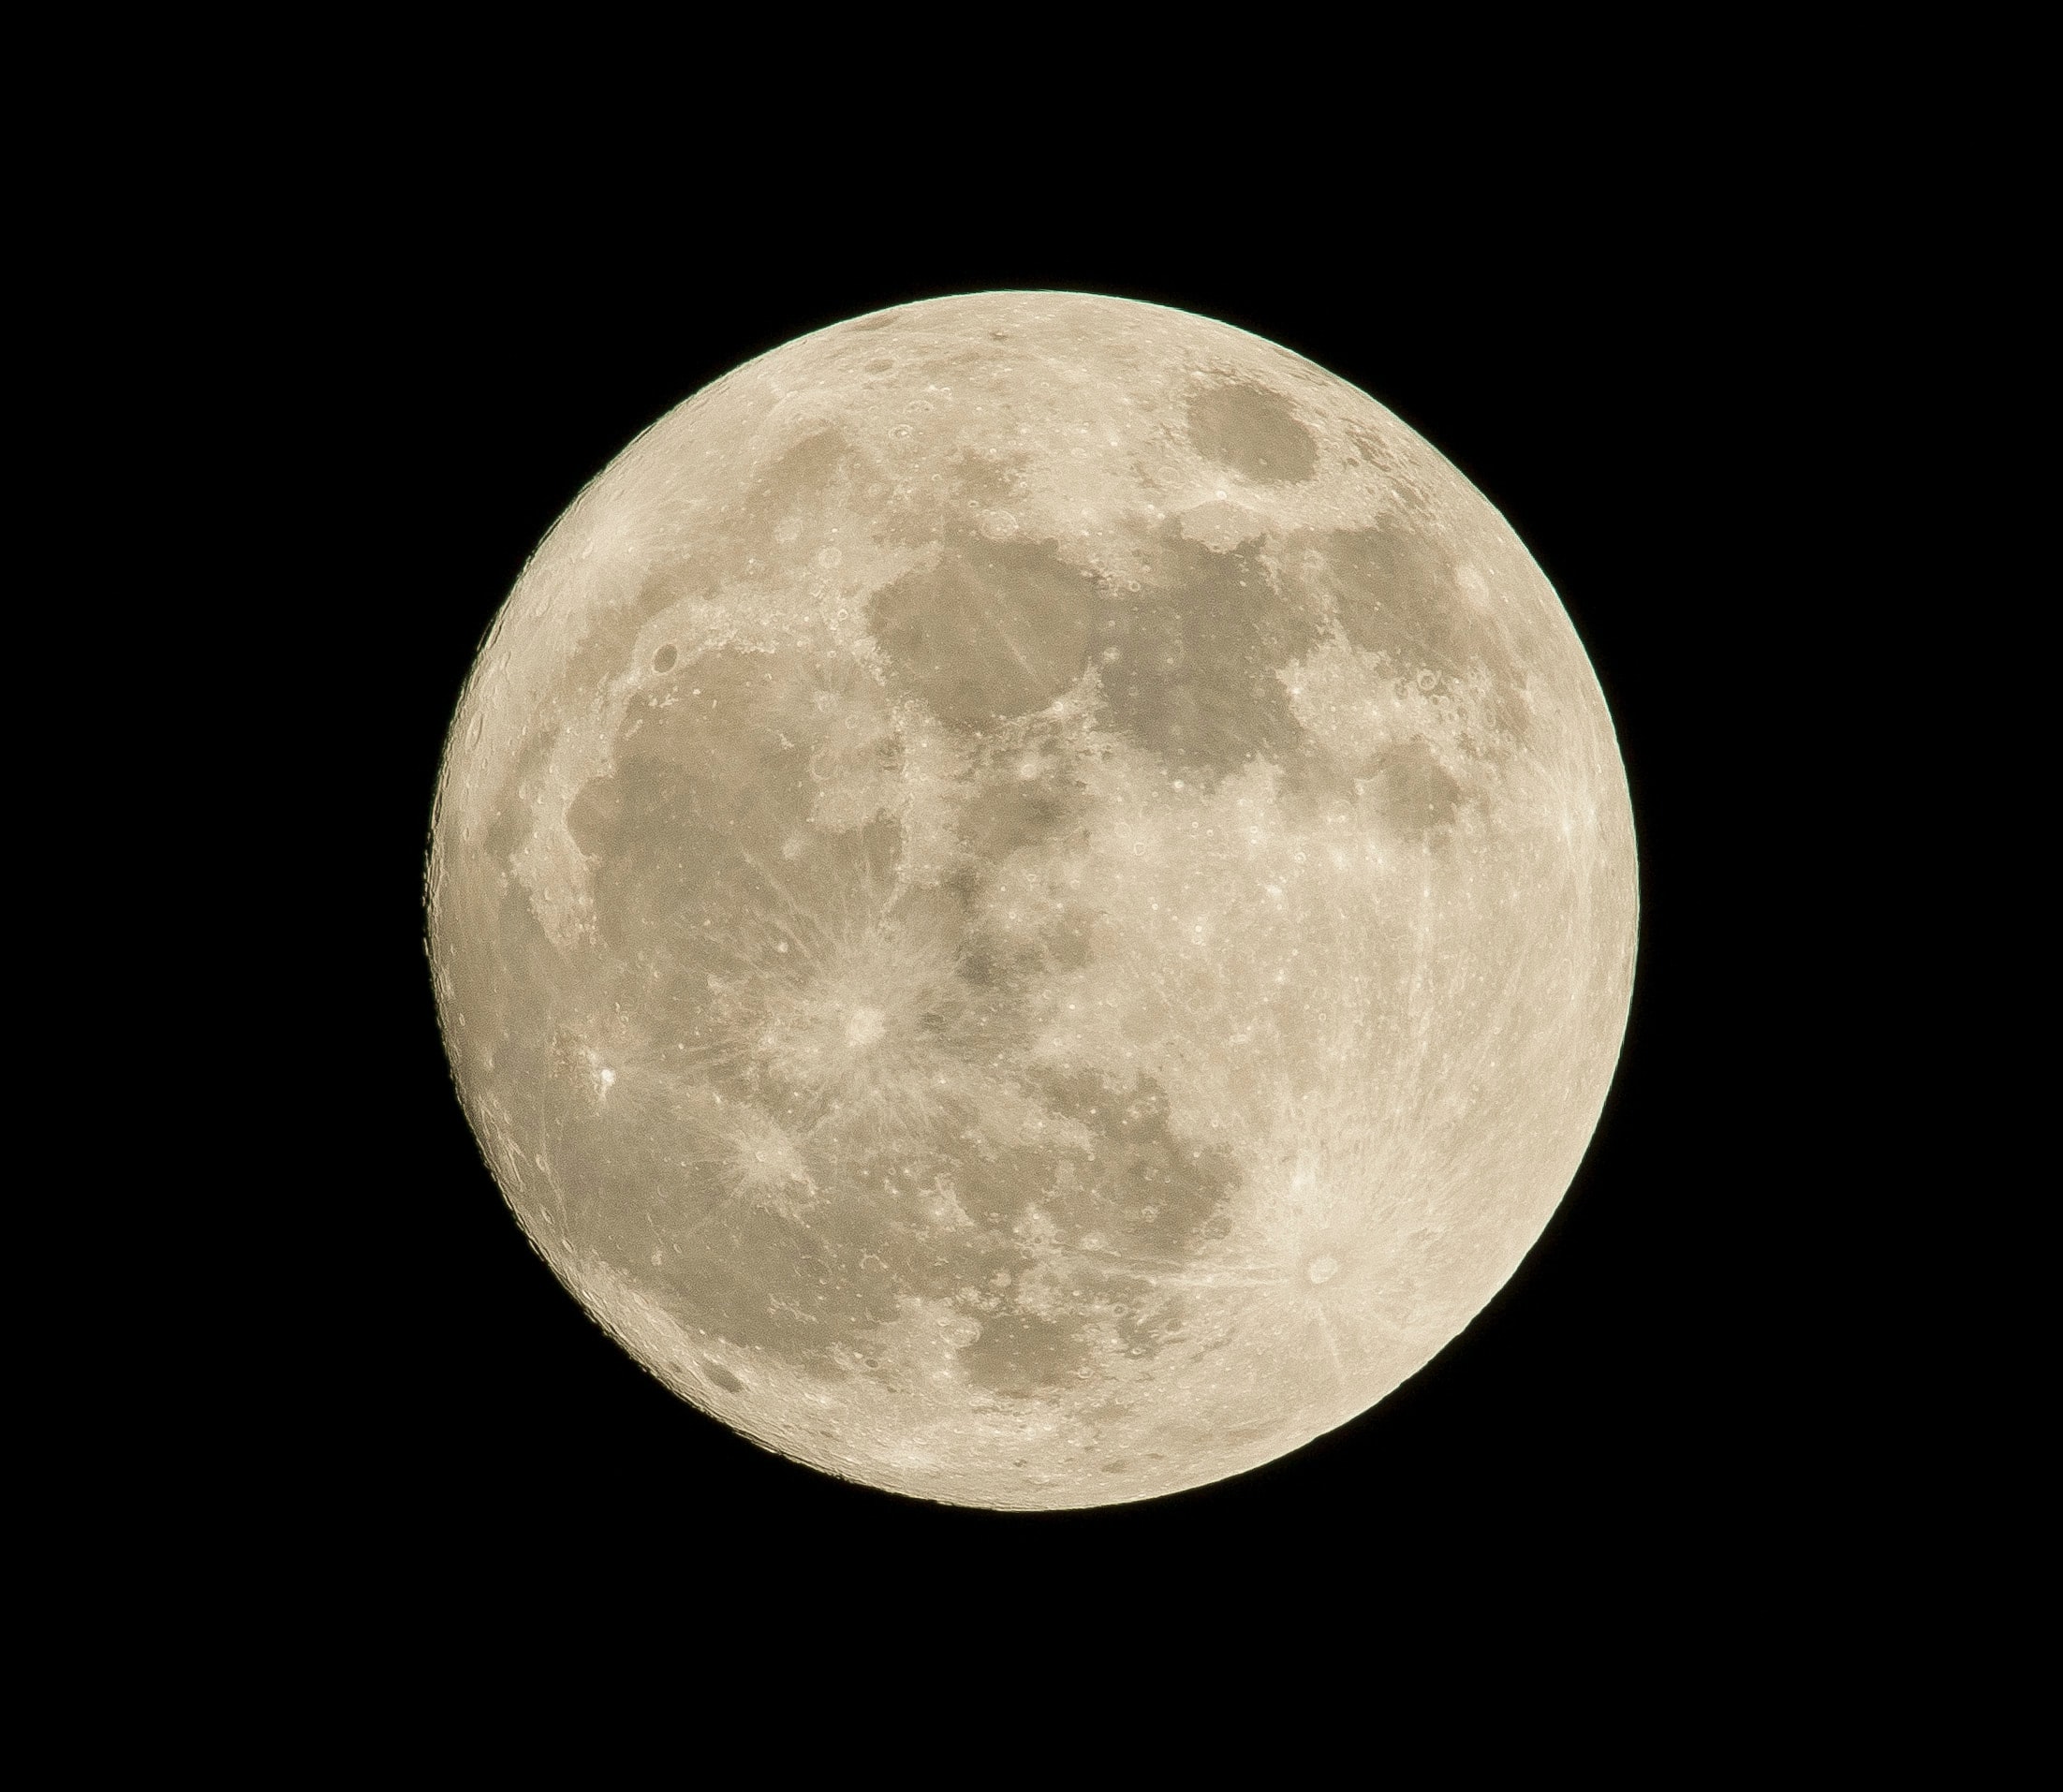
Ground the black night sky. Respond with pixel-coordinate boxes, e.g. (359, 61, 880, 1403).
(298, 202, 1801, 1632)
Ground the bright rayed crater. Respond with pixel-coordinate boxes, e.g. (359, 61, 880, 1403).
(427, 292, 1637, 1509)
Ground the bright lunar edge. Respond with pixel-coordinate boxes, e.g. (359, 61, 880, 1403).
(427, 293, 1637, 1510)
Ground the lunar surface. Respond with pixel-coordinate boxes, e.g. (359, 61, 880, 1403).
(426, 292, 1637, 1508)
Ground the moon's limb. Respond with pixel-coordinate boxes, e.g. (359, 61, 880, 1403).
(427, 293, 1637, 1509)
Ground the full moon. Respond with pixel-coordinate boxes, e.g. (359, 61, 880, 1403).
(426, 292, 1637, 1508)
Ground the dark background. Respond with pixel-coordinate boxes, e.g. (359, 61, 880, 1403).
(305, 212, 1792, 1623)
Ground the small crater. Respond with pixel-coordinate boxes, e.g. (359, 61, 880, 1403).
(701, 1361, 744, 1393)
(1306, 1256, 1340, 1285)
(652, 643, 678, 672)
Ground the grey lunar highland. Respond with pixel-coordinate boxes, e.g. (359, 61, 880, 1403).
(427, 292, 1637, 1508)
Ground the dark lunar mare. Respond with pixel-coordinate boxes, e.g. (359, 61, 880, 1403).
(490, 619, 1256, 1395)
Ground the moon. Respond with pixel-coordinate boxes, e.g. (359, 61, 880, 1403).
(426, 292, 1637, 1509)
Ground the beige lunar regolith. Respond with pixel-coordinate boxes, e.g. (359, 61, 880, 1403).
(426, 292, 1637, 1508)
